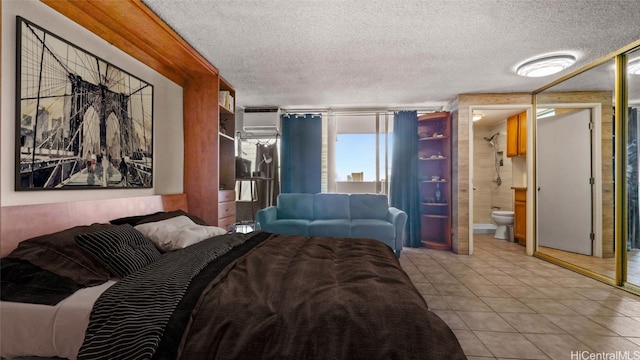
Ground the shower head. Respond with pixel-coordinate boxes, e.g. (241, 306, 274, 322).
(483, 133, 499, 143)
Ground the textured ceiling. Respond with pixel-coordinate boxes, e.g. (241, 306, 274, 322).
(142, 0, 640, 110)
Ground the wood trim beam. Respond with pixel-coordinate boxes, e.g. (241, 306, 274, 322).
(40, 0, 218, 85)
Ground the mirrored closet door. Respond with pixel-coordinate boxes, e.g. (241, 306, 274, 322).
(535, 58, 617, 284)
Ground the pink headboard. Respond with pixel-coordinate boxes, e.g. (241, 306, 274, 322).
(0, 194, 188, 257)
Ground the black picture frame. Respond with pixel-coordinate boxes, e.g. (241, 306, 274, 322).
(16, 16, 154, 190)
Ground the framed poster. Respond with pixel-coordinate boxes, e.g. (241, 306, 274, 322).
(16, 16, 154, 190)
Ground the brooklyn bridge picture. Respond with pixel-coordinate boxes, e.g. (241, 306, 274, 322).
(16, 17, 153, 190)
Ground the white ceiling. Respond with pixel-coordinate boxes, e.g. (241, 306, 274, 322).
(142, 0, 640, 110)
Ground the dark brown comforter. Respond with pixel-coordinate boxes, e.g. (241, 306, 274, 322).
(173, 233, 466, 360)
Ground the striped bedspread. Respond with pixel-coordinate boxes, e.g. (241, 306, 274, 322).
(77, 232, 256, 360)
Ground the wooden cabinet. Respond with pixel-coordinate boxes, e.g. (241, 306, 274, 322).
(418, 112, 452, 250)
(514, 188, 526, 246)
(218, 189, 236, 231)
(507, 111, 526, 157)
(218, 78, 236, 227)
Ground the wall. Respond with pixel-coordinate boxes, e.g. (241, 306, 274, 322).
(1, 0, 184, 206)
(473, 121, 513, 224)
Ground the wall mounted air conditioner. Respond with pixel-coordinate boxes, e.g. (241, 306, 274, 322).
(240, 107, 281, 139)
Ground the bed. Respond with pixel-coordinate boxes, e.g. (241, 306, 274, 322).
(0, 194, 466, 360)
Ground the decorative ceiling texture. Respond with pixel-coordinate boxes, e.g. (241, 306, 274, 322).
(143, 0, 640, 110)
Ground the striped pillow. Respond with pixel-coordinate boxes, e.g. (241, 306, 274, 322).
(76, 224, 161, 278)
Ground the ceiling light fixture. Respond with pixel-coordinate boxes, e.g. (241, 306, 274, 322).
(472, 113, 484, 122)
(629, 58, 640, 75)
(516, 54, 577, 77)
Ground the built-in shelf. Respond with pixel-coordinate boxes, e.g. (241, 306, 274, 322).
(219, 132, 235, 141)
(418, 111, 452, 251)
(218, 77, 237, 228)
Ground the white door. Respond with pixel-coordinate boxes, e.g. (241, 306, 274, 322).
(537, 109, 593, 255)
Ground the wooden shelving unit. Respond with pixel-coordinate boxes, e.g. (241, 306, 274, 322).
(218, 77, 236, 229)
(418, 111, 452, 250)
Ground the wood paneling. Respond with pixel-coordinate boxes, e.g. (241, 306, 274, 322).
(39, 0, 225, 226)
(183, 76, 220, 225)
(1, 194, 188, 257)
(41, 0, 217, 85)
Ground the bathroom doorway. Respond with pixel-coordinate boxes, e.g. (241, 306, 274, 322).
(469, 105, 531, 254)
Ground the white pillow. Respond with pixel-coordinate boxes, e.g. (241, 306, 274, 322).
(134, 215, 228, 252)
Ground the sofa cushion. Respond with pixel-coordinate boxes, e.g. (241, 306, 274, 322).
(277, 193, 314, 220)
(349, 194, 389, 220)
(308, 219, 351, 238)
(314, 193, 350, 220)
(351, 219, 396, 249)
(266, 219, 312, 236)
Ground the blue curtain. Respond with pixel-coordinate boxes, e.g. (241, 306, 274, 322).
(390, 111, 420, 247)
(281, 114, 322, 194)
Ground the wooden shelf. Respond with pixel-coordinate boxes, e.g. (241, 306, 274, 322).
(219, 132, 235, 141)
(219, 104, 235, 115)
(218, 77, 236, 226)
(417, 111, 452, 251)
(419, 136, 449, 141)
(420, 240, 452, 251)
(423, 214, 449, 219)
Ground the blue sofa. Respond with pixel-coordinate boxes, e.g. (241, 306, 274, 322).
(256, 193, 407, 257)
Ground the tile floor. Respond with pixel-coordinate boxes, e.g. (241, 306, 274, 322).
(399, 234, 640, 360)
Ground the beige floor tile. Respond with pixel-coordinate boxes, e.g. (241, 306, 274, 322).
(524, 333, 592, 360)
(599, 299, 640, 316)
(626, 337, 640, 346)
(499, 285, 550, 299)
(422, 294, 452, 310)
(456, 311, 516, 332)
(432, 282, 475, 297)
(572, 334, 640, 352)
(425, 273, 463, 284)
(451, 329, 493, 357)
(474, 331, 549, 359)
(516, 277, 558, 287)
(499, 313, 566, 334)
(589, 316, 640, 337)
(432, 310, 470, 330)
(518, 298, 579, 315)
(400, 235, 640, 359)
(558, 299, 624, 316)
(483, 275, 527, 286)
(535, 287, 588, 300)
(547, 276, 606, 288)
(443, 295, 493, 312)
(466, 284, 510, 297)
(481, 297, 535, 313)
(412, 281, 439, 296)
(542, 314, 618, 336)
(457, 275, 495, 287)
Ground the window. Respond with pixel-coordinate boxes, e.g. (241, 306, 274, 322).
(330, 112, 393, 194)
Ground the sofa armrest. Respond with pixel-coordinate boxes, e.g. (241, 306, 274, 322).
(256, 206, 277, 228)
(388, 207, 408, 256)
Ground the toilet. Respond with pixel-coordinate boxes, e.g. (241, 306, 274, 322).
(491, 211, 514, 240)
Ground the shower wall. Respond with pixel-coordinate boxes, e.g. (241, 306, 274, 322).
(473, 121, 513, 224)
